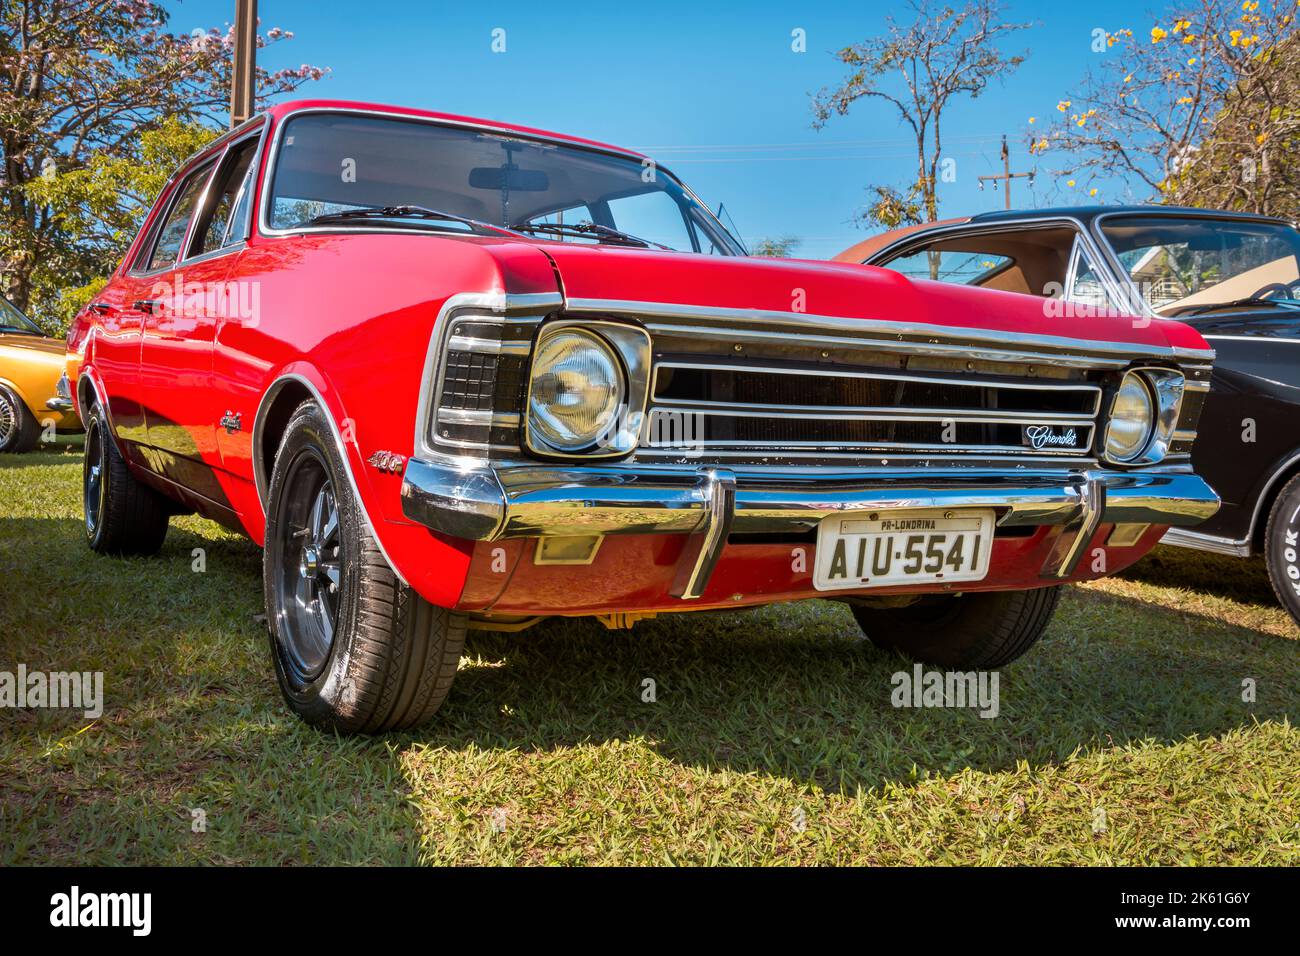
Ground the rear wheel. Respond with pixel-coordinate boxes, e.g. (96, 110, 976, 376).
(0, 385, 40, 454)
(1263, 473, 1300, 629)
(82, 404, 170, 555)
(850, 586, 1061, 668)
(263, 401, 467, 733)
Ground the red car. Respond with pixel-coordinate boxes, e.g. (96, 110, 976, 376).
(69, 100, 1219, 732)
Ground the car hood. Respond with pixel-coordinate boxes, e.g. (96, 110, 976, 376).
(1184, 309, 1300, 341)
(531, 244, 1211, 355)
(0, 332, 65, 359)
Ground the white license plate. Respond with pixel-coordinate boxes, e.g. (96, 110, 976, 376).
(813, 508, 994, 591)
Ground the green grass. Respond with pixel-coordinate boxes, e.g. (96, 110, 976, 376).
(2, 438, 1297, 865)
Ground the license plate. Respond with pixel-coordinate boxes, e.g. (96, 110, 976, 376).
(813, 508, 994, 591)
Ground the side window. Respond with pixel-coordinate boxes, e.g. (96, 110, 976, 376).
(141, 161, 215, 271)
(189, 138, 259, 257)
(1064, 238, 1115, 309)
(881, 246, 1012, 284)
(604, 191, 694, 251)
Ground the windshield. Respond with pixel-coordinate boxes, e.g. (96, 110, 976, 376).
(1100, 215, 1300, 316)
(0, 295, 43, 334)
(267, 112, 743, 255)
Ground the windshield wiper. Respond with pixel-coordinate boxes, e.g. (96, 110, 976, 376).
(306, 205, 513, 237)
(1174, 296, 1300, 317)
(512, 220, 670, 250)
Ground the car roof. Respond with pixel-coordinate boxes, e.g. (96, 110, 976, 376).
(262, 99, 648, 160)
(835, 205, 1294, 262)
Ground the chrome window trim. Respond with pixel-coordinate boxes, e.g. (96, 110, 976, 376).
(567, 297, 1215, 364)
(128, 156, 222, 278)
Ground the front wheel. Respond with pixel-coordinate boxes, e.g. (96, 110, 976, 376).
(850, 586, 1061, 668)
(263, 400, 467, 733)
(1263, 473, 1300, 629)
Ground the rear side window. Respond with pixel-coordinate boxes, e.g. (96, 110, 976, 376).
(883, 247, 1012, 284)
(190, 138, 259, 256)
(141, 161, 215, 271)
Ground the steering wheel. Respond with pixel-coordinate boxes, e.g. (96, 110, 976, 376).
(1251, 282, 1294, 300)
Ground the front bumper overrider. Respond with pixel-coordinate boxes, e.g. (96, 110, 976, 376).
(400, 457, 1219, 599)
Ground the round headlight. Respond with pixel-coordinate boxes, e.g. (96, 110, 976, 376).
(1105, 372, 1155, 462)
(528, 329, 625, 452)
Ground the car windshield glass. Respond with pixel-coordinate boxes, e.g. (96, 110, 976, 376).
(267, 112, 744, 255)
(1100, 216, 1300, 316)
(0, 295, 43, 334)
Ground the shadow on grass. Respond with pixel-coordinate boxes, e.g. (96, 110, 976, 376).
(3, 506, 1296, 861)
(413, 579, 1298, 794)
(1119, 543, 1278, 607)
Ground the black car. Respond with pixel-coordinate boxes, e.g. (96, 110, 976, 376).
(838, 206, 1300, 626)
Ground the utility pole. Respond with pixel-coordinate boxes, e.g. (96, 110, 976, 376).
(977, 135, 1033, 211)
(230, 0, 257, 128)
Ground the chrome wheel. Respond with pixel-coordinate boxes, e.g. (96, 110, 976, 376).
(0, 390, 17, 449)
(273, 450, 342, 684)
(83, 418, 105, 535)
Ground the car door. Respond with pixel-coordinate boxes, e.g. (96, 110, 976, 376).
(136, 134, 261, 503)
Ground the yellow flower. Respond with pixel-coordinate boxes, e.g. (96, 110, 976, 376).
(1089, 188, 1098, 197)
(1028, 116, 1036, 124)
(1257, 132, 1268, 144)
(1124, 73, 1133, 82)
(1151, 26, 1167, 42)
(1066, 179, 1076, 187)
(1230, 28, 1243, 44)
(1177, 96, 1194, 104)
(1187, 57, 1197, 65)
(1057, 100, 1071, 112)
(1173, 18, 1191, 32)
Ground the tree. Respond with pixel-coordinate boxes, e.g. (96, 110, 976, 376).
(812, 0, 1032, 230)
(1027, 0, 1299, 215)
(0, 0, 326, 324)
(749, 236, 802, 257)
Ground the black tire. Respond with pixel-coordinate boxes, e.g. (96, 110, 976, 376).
(0, 385, 40, 453)
(263, 400, 467, 733)
(82, 403, 170, 555)
(1263, 472, 1300, 629)
(850, 586, 1061, 668)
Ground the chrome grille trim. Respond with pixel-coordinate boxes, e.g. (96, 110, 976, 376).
(447, 334, 533, 357)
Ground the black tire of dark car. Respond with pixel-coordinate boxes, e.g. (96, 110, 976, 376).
(1263, 472, 1300, 628)
(850, 585, 1061, 668)
(0, 384, 41, 454)
(263, 400, 467, 733)
(82, 403, 170, 555)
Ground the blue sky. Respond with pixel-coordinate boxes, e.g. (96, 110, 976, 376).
(168, 0, 1163, 258)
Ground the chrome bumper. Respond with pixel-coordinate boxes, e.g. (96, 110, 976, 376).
(400, 458, 1219, 599)
(45, 397, 75, 412)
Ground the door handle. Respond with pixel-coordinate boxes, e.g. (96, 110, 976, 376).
(88, 302, 116, 315)
(133, 299, 163, 314)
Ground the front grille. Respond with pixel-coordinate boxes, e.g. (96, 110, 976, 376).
(643, 357, 1101, 459)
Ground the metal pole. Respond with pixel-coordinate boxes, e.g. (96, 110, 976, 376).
(230, 0, 257, 128)
(1002, 135, 1011, 211)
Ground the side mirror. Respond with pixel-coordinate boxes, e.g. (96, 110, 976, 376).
(468, 165, 550, 192)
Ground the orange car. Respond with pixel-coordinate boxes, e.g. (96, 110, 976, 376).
(0, 295, 80, 453)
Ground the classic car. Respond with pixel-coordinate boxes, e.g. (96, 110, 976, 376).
(0, 294, 80, 453)
(68, 101, 1220, 732)
(838, 206, 1300, 627)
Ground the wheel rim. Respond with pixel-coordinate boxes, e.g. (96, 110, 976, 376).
(274, 450, 342, 684)
(83, 418, 106, 535)
(0, 391, 17, 448)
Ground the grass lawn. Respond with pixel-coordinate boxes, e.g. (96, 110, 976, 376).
(2, 438, 1297, 865)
